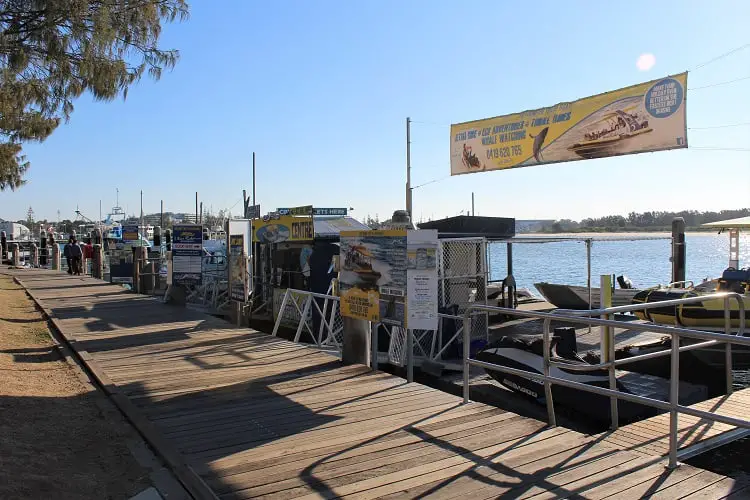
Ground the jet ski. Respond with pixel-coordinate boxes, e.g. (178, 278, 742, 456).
(475, 328, 655, 423)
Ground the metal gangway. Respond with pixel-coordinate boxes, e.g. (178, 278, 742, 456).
(462, 292, 750, 468)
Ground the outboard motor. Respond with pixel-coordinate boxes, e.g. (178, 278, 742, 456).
(719, 267, 750, 293)
(499, 274, 518, 309)
(552, 327, 578, 359)
(617, 275, 634, 289)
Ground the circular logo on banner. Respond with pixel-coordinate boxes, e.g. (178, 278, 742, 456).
(644, 78, 684, 118)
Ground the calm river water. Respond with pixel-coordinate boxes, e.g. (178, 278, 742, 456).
(488, 232, 748, 292)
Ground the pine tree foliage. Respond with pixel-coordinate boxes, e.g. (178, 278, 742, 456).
(0, 0, 189, 190)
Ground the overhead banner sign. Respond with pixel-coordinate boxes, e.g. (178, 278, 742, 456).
(253, 214, 314, 243)
(277, 207, 348, 217)
(450, 73, 688, 175)
(276, 205, 313, 216)
(172, 224, 203, 285)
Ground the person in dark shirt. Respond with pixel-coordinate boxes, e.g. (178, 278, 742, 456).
(69, 238, 83, 275)
(63, 237, 74, 274)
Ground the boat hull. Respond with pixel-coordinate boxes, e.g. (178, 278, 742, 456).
(534, 282, 639, 310)
(632, 289, 749, 328)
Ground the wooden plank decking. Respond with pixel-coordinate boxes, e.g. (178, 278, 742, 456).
(6, 269, 750, 499)
(601, 387, 750, 458)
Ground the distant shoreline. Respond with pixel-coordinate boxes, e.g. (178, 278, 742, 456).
(524, 228, 721, 236)
(522, 230, 721, 238)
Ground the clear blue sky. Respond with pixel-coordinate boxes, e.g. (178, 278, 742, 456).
(1, 1, 749, 224)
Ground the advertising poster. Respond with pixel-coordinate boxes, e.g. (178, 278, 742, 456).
(406, 230, 439, 331)
(122, 224, 139, 243)
(109, 247, 133, 285)
(339, 230, 407, 326)
(229, 234, 246, 302)
(450, 73, 688, 175)
(253, 214, 314, 243)
(172, 224, 203, 285)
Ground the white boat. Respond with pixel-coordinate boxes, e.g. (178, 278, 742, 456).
(534, 282, 640, 310)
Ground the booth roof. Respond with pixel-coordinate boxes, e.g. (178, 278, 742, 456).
(702, 216, 750, 229)
(314, 216, 371, 239)
(417, 215, 516, 239)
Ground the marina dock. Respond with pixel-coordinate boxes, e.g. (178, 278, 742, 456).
(6, 268, 750, 499)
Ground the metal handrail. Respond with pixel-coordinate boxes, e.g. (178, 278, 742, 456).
(462, 293, 750, 468)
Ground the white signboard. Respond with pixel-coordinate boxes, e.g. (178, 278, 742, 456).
(406, 230, 439, 330)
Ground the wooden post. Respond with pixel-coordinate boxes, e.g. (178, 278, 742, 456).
(31, 243, 39, 267)
(50, 243, 61, 270)
(11, 243, 20, 267)
(93, 244, 104, 279)
(342, 317, 371, 367)
(133, 247, 143, 293)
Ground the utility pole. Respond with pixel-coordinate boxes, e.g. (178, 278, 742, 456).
(160, 200, 164, 229)
(252, 152, 256, 209)
(406, 117, 412, 218)
(140, 190, 144, 234)
(195, 192, 199, 223)
(471, 192, 475, 216)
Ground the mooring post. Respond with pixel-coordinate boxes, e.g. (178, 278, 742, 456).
(50, 243, 60, 271)
(342, 317, 371, 367)
(31, 243, 39, 268)
(11, 243, 20, 267)
(671, 217, 686, 285)
(93, 244, 104, 279)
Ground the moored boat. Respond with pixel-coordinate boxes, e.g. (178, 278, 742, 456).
(631, 268, 749, 329)
(534, 279, 639, 310)
(475, 330, 655, 422)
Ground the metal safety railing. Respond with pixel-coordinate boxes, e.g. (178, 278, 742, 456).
(272, 288, 476, 379)
(462, 292, 750, 468)
(272, 288, 344, 350)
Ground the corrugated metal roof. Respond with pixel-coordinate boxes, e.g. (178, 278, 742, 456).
(314, 217, 370, 238)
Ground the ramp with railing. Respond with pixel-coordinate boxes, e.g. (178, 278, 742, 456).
(462, 292, 750, 468)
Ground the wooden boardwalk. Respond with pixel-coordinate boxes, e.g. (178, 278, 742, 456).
(601, 387, 750, 458)
(7, 269, 750, 499)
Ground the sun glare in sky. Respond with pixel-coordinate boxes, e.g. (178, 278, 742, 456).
(636, 53, 656, 71)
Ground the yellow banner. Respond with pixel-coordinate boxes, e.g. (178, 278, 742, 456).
(450, 73, 688, 175)
(253, 215, 314, 243)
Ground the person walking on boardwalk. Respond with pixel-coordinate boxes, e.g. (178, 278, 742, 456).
(69, 238, 83, 276)
(63, 237, 74, 274)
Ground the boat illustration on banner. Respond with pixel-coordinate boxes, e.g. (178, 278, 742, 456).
(567, 107, 653, 159)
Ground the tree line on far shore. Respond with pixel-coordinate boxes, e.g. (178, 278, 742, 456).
(531, 209, 750, 233)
